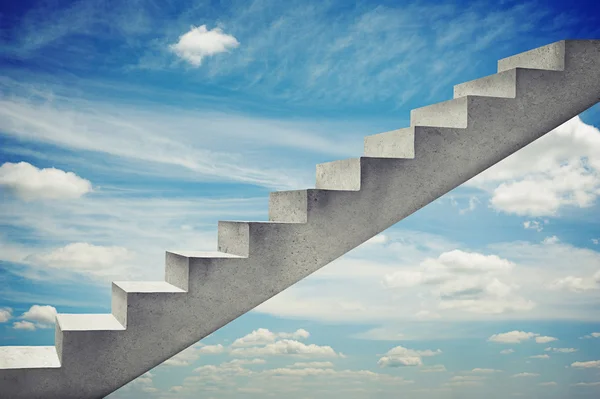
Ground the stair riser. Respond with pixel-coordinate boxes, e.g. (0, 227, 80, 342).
(268, 189, 309, 223)
(498, 40, 565, 73)
(453, 69, 517, 99)
(217, 221, 250, 256)
(165, 251, 189, 291)
(316, 158, 361, 190)
(410, 96, 468, 128)
(363, 127, 415, 158)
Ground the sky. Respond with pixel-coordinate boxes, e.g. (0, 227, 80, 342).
(1, 0, 600, 398)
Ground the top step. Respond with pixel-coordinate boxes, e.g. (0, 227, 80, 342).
(498, 40, 565, 72)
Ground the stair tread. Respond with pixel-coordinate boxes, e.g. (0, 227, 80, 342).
(113, 280, 186, 293)
(167, 250, 245, 258)
(0, 346, 61, 369)
(57, 314, 125, 331)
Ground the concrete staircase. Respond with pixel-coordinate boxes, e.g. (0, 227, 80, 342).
(1, 39, 599, 398)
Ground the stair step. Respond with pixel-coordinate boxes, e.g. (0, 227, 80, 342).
(113, 281, 186, 293)
(268, 189, 311, 223)
(268, 188, 356, 223)
(498, 40, 565, 73)
(166, 250, 244, 258)
(165, 251, 246, 291)
(316, 158, 362, 190)
(410, 96, 469, 128)
(57, 314, 125, 331)
(363, 127, 415, 158)
(112, 281, 186, 327)
(218, 221, 293, 257)
(0, 346, 60, 369)
(454, 68, 517, 99)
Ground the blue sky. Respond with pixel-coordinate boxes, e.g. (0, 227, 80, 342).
(1, 0, 600, 397)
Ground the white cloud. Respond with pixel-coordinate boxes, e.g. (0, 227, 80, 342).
(511, 372, 540, 378)
(443, 375, 485, 387)
(198, 344, 225, 354)
(523, 220, 543, 232)
(500, 349, 515, 354)
(571, 382, 600, 386)
(571, 360, 600, 369)
(230, 339, 339, 358)
(0, 162, 92, 201)
(548, 274, 598, 292)
(25, 242, 135, 279)
(363, 234, 388, 245)
(13, 320, 36, 331)
(289, 361, 333, 368)
(467, 116, 600, 217)
(351, 327, 405, 341)
(420, 364, 447, 373)
(581, 332, 600, 339)
(170, 25, 240, 66)
(384, 249, 531, 315)
(231, 328, 310, 347)
(542, 236, 560, 245)
(545, 347, 578, 353)
(377, 345, 441, 368)
(21, 305, 57, 325)
(0, 307, 11, 323)
(539, 382, 557, 386)
(459, 196, 480, 214)
(163, 343, 224, 366)
(535, 336, 558, 344)
(592, 239, 599, 245)
(530, 354, 550, 359)
(471, 368, 502, 373)
(488, 331, 540, 344)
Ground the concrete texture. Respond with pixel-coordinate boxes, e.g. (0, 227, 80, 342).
(1, 39, 599, 399)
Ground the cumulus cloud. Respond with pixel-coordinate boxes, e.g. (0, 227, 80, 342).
(25, 242, 135, 279)
(21, 305, 57, 326)
(230, 339, 338, 358)
(580, 332, 600, 339)
(231, 328, 310, 347)
(467, 116, 600, 217)
(289, 361, 333, 368)
(535, 336, 558, 344)
(545, 347, 577, 353)
(523, 220, 544, 232)
(471, 368, 502, 373)
(0, 162, 92, 201)
(13, 320, 36, 330)
(511, 372, 540, 378)
(571, 382, 600, 386)
(547, 273, 599, 292)
(0, 307, 12, 323)
(170, 25, 239, 66)
(420, 364, 447, 372)
(530, 354, 550, 359)
(363, 234, 388, 245)
(164, 343, 224, 366)
(443, 375, 485, 387)
(571, 360, 600, 369)
(384, 250, 531, 314)
(488, 331, 540, 344)
(377, 345, 442, 368)
(500, 349, 515, 354)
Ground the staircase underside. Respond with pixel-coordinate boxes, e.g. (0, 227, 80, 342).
(1, 39, 599, 399)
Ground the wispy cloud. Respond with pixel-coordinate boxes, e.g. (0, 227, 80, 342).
(2, 0, 580, 107)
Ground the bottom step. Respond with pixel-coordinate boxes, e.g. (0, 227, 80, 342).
(0, 346, 61, 369)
